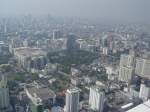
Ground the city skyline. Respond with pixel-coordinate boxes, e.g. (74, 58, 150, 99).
(0, 1, 150, 112)
(0, 0, 150, 22)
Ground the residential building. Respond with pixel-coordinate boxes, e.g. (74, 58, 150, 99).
(135, 58, 150, 78)
(0, 75, 9, 110)
(119, 54, 135, 83)
(139, 83, 150, 101)
(65, 87, 80, 112)
(53, 30, 61, 40)
(89, 86, 105, 112)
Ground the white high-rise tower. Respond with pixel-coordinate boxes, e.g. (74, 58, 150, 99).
(89, 86, 105, 112)
(0, 75, 10, 109)
(119, 54, 135, 83)
(65, 87, 80, 112)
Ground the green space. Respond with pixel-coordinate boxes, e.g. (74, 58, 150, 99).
(49, 74, 70, 92)
(48, 50, 98, 66)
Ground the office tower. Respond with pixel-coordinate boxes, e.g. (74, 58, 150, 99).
(102, 47, 108, 55)
(119, 66, 134, 83)
(119, 54, 135, 83)
(89, 86, 105, 112)
(67, 34, 78, 52)
(120, 54, 135, 67)
(9, 37, 25, 54)
(4, 24, 7, 33)
(135, 58, 150, 78)
(0, 75, 9, 109)
(139, 83, 150, 101)
(53, 30, 61, 40)
(66, 87, 80, 112)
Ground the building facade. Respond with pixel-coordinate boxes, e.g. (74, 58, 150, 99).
(0, 75, 9, 110)
(135, 58, 150, 78)
(89, 86, 105, 112)
(65, 87, 80, 112)
(14, 47, 47, 72)
(119, 54, 135, 83)
(139, 83, 150, 101)
(25, 83, 56, 112)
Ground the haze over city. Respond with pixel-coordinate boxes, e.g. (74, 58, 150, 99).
(0, 0, 150, 112)
(0, 0, 150, 22)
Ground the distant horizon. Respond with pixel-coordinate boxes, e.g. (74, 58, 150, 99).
(0, 14, 149, 25)
(0, 0, 150, 23)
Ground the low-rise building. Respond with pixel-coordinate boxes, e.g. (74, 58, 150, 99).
(25, 83, 56, 112)
(126, 100, 150, 112)
(14, 47, 47, 72)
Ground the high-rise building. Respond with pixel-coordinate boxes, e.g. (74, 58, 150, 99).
(139, 83, 150, 101)
(0, 75, 10, 110)
(119, 54, 135, 83)
(135, 58, 150, 78)
(89, 86, 105, 112)
(102, 47, 108, 55)
(65, 87, 80, 112)
(119, 66, 134, 83)
(4, 24, 7, 33)
(53, 30, 61, 40)
(9, 37, 23, 53)
(67, 34, 78, 52)
(120, 54, 135, 67)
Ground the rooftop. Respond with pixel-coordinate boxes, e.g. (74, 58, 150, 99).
(14, 47, 47, 57)
(90, 85, 105, 92)
(126, 100, 150, 112)
(67, 87, 80, 93)
(26, 86, 55, 100)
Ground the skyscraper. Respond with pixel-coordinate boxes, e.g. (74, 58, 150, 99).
(139, 83, 150, 101)
(89, 86, 105, 112)
(65, 87, 80, 112)
(135, 58, 150, 78)
(119, 66, 134, 83)
(119, 54, 135, 83)
(119, 54, 135, 67)
(53, 30, 61, 40)
(0, 75, 10, 110)
(66, 34, 78, 52)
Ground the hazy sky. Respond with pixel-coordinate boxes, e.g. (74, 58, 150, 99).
(0, 0, 150, 22)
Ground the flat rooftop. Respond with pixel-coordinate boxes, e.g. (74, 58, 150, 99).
(90, 85, 105, 92)
(67, 87, 80, 93)
(126, 100, 150, 112)
(14, 47, 47, 57)
(26, 86, 55, 100)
